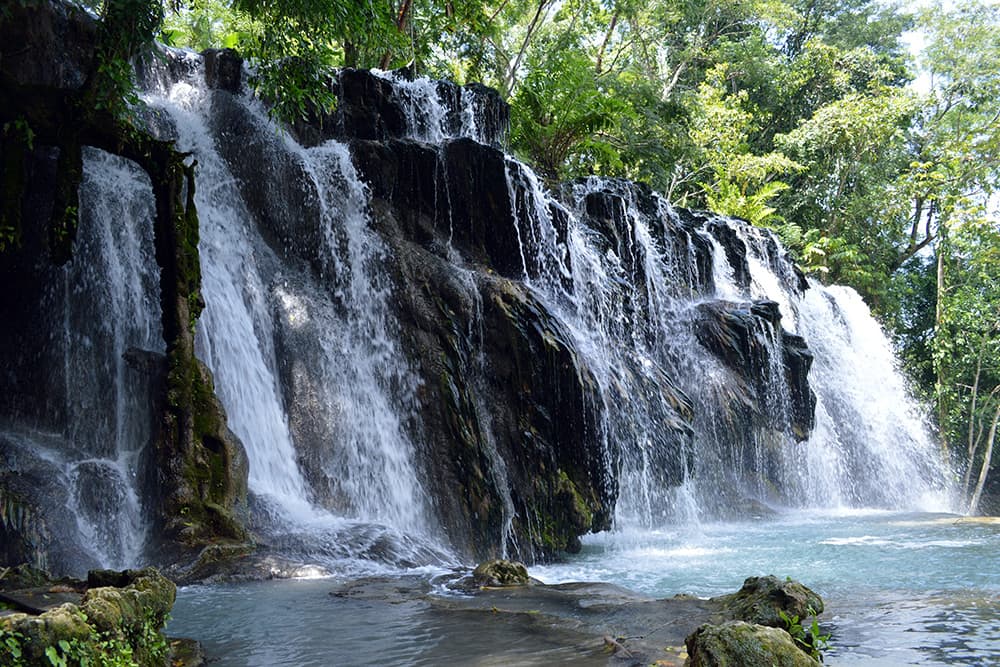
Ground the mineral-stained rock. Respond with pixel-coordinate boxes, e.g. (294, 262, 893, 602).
(714, 575, 824, 627)
(685, 621, 820, 666)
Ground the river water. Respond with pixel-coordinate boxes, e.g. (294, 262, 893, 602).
(168, 510, 1000, 665)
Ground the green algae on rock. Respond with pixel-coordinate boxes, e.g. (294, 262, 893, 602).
(685, 620, 821, 667)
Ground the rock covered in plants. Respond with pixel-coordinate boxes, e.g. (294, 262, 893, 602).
(685, 621, 821, 666)
(0, 567, 176, 666)
(714, 575, 824, 627)
(471, 559, 530, 587)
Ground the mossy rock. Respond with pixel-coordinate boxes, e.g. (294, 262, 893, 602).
(714, 575, 824, 628)
(0, 568, 175, 666)
(685, 621, 821, 666)
(472, 559, 530, 587)
(0, 564, 55, 590)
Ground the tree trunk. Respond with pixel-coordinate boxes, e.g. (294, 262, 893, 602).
(934, 234, 949, 457)
(968, 403, 1000, 515)
(963, 341, 986, 494)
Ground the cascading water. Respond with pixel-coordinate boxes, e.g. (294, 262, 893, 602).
(797, 283, 949, 509)
(64, 148, 163, 568)
(152, 75, 313, 518)
(491, 156, 953, 523)
(140, 57, 451, 569)
(318, 69, 954, 535)
(0, 147, 162, 574)
(8, 59, 954, 576)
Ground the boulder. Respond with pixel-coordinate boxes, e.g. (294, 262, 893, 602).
(685, 621, 820, 666)
(472, 559, 530, 587)
(714, 575, 824, 627)
(202, 48, 243, 93)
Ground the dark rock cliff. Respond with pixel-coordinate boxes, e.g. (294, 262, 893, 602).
(0, 1, 250, 573)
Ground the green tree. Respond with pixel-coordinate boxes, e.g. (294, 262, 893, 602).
(691, 64, 803, 227)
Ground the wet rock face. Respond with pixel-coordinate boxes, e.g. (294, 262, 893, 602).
(376, 203, 611, 559)
(350, 137, 525, 279)
(333, 68, 411, 141)
(783, 333, 816, 439)
(694, 300, 815, 441)
(209, 89, 326, 269)
(0, 0, 97, 91)
(202, 48, 243, 93)
(574, 178, 714, 295)
(290, 68, 510, 149)
(705, 217, 752, 291)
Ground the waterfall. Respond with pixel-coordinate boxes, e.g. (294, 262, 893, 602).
(64, 148, 163, 568)
(491, 159, 953, 521)
(6, 60, 955, 575)
(0, 147, 162, 574)
(141, 59, 448, 569)
(294, 69, 953, 533)
(798, 284, 950, 509)
(153, 78, 314, 518)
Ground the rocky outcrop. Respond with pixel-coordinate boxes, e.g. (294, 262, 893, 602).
(0, 0, 251, 569)
(685, 621, 821, 666)
(195, 60, 819, 561)
(287, 68, 509, 149)
(684, 577, 827, 666)
(714, 575, 824, 627)
(378, 206, 612, 558)
(695, 300, 815, 441)
(0, 567, 176, 666)
(471, 559, 530, 587)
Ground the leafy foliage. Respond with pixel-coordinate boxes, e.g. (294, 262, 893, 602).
(779, 607, 832, 661)
(0, 610, 169, 667)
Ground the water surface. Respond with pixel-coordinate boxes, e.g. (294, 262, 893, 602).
(169, 511, 1000, 665)
(535, 510, 1000, 665)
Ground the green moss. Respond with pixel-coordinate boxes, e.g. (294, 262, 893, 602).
(0, 570, 174, 667)
(556, 469, 594, 531)
(48, 141, 82, 265)
(0, 122, 29, 253)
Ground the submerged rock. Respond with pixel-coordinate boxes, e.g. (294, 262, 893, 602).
(714, 575, 824, 627)
(685, 621, 820, 666)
